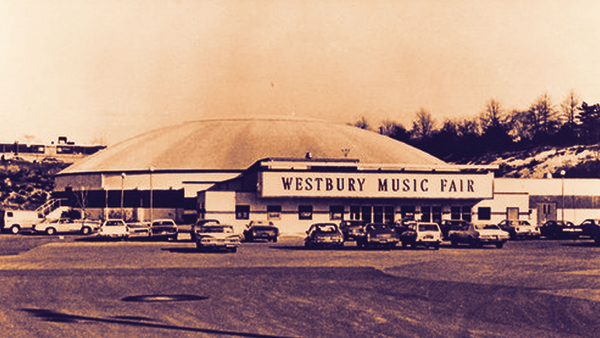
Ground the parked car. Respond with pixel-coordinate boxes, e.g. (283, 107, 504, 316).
(149, 219, 178, 241)
(448, 223, 509, 248)
(400, 222, 442, 250)
(304, 223, 344, 249)
(339, 220, 366, 241)
(195, 224, 240, 252)
(356, 223, 400, 249)
(127, 222, 151, 238)
(190, 219, 220, 242)
(33, 217, 100, 235)
(97, 219, 129, 239)
(540, 220, 582, 239)
(497, 220, 541, 239)
(579, 219, 600, 244)
(439, 220, 470, 240)
(243, 220, 279, 242)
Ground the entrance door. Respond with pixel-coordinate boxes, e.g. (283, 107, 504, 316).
(361, 206, 372, 223)
(537, 203, 556, 225)
(506, 207, 519, 221)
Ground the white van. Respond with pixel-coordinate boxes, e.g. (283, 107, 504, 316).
(3, 210, 44, 234)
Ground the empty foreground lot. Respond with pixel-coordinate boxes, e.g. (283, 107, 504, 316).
(0, 234, 599, 337)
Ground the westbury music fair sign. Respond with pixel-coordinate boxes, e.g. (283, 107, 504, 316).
(259, 171, 494, 199)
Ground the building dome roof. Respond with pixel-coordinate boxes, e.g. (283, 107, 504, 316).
(60, 116, 444, 174)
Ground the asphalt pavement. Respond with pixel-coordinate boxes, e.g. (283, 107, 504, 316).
(0, 234, 599, 337)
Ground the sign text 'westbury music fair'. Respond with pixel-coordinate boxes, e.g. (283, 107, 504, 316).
(260, 172, 493, 199)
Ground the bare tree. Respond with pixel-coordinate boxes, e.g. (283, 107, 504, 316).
(531, 93, 558, 134)
(480, 98, 505, 131)
(411, 108, 436, 140)
(560, 90, 581, 126)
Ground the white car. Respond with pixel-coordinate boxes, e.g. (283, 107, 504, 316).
(449, 223, 510, 248)
(400, 222, 442, 249)
(195, 224, 241, 252)
(498, 220, 541, 239)
(33, 218, 100, 235)
(97, 219, 129, 239)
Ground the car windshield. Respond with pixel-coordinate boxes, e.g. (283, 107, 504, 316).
(477, 224, 500, 230)
(202, 226, 233, 233)
(419, 223, 439, 231)
(315, 224, 337, 233)
(154, 221, 174, 226)
(366, 224, 391, 231)
(105, 221, 123, 226)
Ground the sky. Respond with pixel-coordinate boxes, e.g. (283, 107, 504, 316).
(1, 0, 600, 146)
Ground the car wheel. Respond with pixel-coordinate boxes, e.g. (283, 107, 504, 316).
(401, 241, 408, 248)
(433, 243, 440, 250)
(272, 237, 278, 243)
(230, 247, 237, 253)
(496, 242, 504, 249)
(46, 228, 56, 235)
(81, 227, 91, 235)
(10, 225, 20, 234)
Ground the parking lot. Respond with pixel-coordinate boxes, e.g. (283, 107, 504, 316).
(1, 234, 600, 337)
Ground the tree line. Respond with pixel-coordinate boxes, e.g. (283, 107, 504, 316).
(356, 91, 600, 163)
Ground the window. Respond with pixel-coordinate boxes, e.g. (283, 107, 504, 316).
(421, 206, 431, 222)
(298, 205, 313, 220)
(401, 206, 415, 220)
(432, 206, 442, 224)
(330, 205, 344, 220)
(235, 205, 250, 220)
(384, 206, 395, 224)
(374, 206, 384, 223)
(350, 206, 361, 220)
(478, 207, 491, 221)
(451, 206, 461, 220)
(267, 205, 282, 220)
(462, 206, 472, 222)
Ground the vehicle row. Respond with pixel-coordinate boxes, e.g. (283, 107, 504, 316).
(27, 218, 179, 240)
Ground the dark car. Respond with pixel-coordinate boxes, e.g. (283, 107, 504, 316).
(579, 219, 600, 244)
(439, 220, 470, 240)
(339, 220, 366, 241)
(149, 219, 178, 241)
(304, 223, 344, 249)
(243, 220, 279, 242)
(190, 219, 220, 242)
(356, 223, 400, 249)
(540, 220, 582, 239)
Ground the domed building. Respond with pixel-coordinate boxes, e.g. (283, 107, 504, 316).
(54, 116, 497, 234)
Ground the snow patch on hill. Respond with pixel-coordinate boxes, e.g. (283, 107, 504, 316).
(468, 145, 600, 178)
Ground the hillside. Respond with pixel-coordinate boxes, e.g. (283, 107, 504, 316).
(467, 144, 600, 178)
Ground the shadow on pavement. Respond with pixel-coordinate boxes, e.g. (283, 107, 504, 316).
(22, 308, 292, 338)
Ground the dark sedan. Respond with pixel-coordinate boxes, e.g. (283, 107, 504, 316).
(243, 220, 279, 242)
(540, 220, 582, 239)
(304, 223, 344, 249)
(339, 220, 365, 241)
(356, 223, 399, 249)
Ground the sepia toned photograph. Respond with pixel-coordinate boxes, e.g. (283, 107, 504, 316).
(1, 1, 600, 337)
